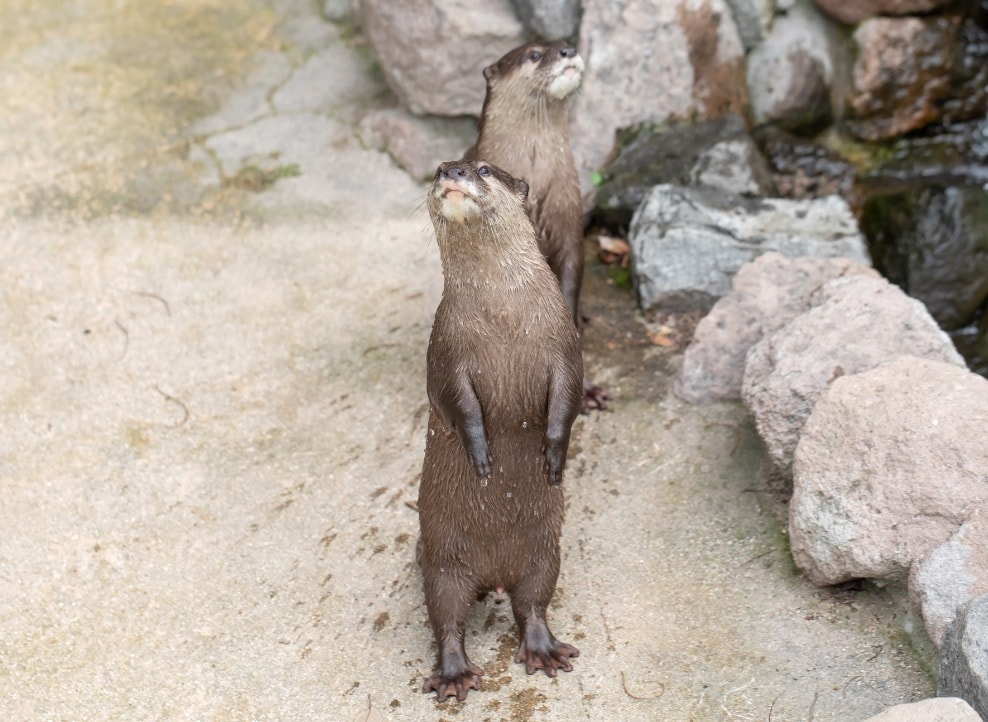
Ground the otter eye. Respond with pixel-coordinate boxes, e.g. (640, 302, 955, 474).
(528, 50, 542, 62)
(478, 165, 491, 177)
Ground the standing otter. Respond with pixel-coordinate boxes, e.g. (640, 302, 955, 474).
(418, 159, 583, 703)
(466, 40, 607, 410)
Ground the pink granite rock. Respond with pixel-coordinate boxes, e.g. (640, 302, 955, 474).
(742, 274, 965, 473)
(675, 253, 877, 404)
(789, 357, 988, 586)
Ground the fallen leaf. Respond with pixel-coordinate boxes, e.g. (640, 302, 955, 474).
(353, 696, 385, 722)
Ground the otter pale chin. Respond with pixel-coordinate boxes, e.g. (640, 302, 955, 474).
(418, 159, 583, 703)
(466, 40, 608, 412)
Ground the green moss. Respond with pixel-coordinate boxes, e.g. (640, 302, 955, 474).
(608, 266, 633, 291)
(225, 163, 301, 193)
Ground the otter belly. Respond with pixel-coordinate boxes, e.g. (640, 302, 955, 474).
(418, 413, 563, 594)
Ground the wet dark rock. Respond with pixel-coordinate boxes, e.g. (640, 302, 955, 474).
(940, 13, 988, 126)
(861, 119, 988, 192)
(755, 126, 858, 203)
(629, 185, 868, 313)
(862, 184, 988, 332)
(509, 0, 581, 39)
(594, 116, 775, 231)
(938, 594, 988, 720)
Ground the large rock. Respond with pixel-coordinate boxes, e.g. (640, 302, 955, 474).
(629, 185, 867, 313)
(743, 275, 966, 474)
(358, 108, 477, 181)
(862, 697, 983, 722)
(509, 0, 581, 39)
(847, 15, 963, 141)
(910, 513, 988, 648)
(939, 594, 988, 721)
(746, 0, 835, 132)
(788, 357, 988, 586)
(359, 0, 526, 116)
(675, 253, 877, 404)
(813, 0, 956, 26)
(865, 697, 981, 722)
(594, 115, 775, 230)
(571, 0, 748, 194)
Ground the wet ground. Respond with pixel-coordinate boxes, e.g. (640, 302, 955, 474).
(0, 2, 934, 720)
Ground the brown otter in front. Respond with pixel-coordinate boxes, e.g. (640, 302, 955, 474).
(418, 159, 583, 703)
(466, 40, 607, 410)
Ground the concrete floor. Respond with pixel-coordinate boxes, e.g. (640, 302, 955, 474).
(0, 1, 933, 720)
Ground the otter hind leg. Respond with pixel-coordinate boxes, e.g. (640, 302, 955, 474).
(421, 570, 485, 702)
(509, 564, 579, 677)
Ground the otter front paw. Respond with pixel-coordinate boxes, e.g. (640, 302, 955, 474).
(422, 663, 484, 702)
(515, 639, 579, 677)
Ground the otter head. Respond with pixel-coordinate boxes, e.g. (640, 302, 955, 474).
(429, 160, 529, 226)
(483, 40, 584, 102)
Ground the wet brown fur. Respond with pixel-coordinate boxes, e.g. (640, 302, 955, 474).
(418, 160, 583, 703)
(467, 41, 609, 410)
(465, 40, 585, 327)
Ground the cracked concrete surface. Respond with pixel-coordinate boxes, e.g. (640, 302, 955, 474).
(0, 1, 934, 720)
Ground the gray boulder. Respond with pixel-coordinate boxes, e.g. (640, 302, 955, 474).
(571, 0, 748, 195)
(675, 253, 877, 404)
(788, 357, 988, 586)
(743, 275, 965, 473)
(510, 0, 581, 39)
(359, 0, 526, 116)
(939, 594, 988, 721)
(723, 0, 775, 50)
(910, 512, 988, 648)
(628, 185, 867, 313)
(594, 115, 775, 230)
(746, 0, 835, 131)
(358, 108, 477, 181)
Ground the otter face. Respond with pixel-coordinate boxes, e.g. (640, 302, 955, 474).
(430, 160, 528, 225)
(483, 40, 584, 101)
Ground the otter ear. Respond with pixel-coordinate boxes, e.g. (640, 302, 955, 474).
(513, 178, 529, 202)
(483, 63, 498, 82)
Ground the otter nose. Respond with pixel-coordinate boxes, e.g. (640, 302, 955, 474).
(440, 164, 469, 181)
(560, 46, 577, 58)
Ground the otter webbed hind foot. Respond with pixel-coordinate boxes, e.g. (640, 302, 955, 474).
(422, 661, 484, 702)
(514, 622, 579, 677)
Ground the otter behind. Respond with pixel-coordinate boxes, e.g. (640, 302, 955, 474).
(418, 159, 583, 703)
(467, 40, 607, 410)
